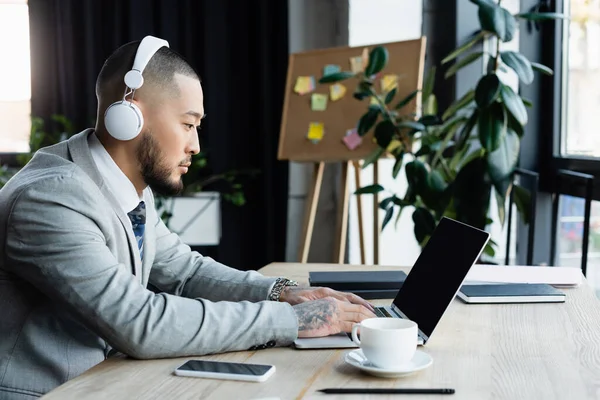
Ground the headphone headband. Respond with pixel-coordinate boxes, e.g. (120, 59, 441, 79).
(124, 35, 170, 90)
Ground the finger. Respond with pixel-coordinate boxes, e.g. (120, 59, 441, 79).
(342, 308, 376, 323)
(340, 304, 377, 320)
(344, 292, 375, 311)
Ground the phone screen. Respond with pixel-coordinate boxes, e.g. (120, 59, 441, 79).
(177, 360, 272, 376)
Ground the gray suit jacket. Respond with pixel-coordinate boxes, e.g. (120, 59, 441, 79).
(0, 130, 298, 399)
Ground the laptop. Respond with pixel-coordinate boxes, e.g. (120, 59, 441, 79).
(294, 217, 490, 349)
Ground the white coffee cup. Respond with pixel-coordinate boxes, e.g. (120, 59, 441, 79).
(351, 317, 418, 369)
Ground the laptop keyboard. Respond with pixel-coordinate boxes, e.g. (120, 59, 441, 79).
(374, 307, 394, 318)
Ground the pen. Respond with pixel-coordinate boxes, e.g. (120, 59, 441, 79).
(318, 388, 455, 395)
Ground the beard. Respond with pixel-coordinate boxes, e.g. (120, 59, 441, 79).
(136, 131, 184, 196)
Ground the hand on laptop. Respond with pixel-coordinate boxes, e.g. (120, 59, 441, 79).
(293, 297, 376, 338)
(280, 285, 375, 311)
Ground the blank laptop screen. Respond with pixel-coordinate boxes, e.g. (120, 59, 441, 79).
(393, 217, 490, 339)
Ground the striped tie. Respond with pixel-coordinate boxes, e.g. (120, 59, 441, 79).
(127, 201, 146, 260)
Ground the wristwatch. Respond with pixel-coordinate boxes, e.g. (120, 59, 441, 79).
(268, 277, 299, 301)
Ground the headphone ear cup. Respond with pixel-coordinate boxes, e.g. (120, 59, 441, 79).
(104, 101, 144, 141)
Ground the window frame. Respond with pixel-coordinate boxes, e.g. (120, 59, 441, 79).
(543, 0, 600, 200)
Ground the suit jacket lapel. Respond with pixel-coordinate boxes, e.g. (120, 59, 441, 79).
(66, 130, 143, 281)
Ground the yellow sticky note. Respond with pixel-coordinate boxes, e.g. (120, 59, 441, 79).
(381, 74, 399, 92)
(350, 56, 364, 73)
(307, 122, 324, 141)
(311, 93, 328, 111)
(330, 83, 346, 101)
(294, 76, 315, 95)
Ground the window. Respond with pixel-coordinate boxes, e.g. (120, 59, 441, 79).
(561, 0, 600, 157)
(0, 0, 31, 153)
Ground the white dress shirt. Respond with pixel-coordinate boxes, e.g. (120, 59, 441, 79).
(88, 133, 148, 228)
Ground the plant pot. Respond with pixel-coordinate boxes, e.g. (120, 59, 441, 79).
(165, 192, 221, 246)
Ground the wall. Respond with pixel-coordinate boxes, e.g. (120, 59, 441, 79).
(286, 0, 350, 263)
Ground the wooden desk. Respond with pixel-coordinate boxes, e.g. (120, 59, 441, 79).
(42, 263, 600, 400)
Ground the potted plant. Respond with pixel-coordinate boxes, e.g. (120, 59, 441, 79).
(154, 153, 258, 246)
(318, 0, 565, 257)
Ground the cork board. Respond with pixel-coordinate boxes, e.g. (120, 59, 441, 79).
(277, 37, 426, 162)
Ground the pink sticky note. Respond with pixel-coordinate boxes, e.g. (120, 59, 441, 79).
(343, 129, 362, 150)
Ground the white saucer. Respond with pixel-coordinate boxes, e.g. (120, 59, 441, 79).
(344, 349, 433, 378)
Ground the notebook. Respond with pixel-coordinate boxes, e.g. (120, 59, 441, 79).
(457, 283, 566, 304)
(308, 270, 406, 290)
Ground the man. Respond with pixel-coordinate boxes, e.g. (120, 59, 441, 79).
(0, 37, 375, 399)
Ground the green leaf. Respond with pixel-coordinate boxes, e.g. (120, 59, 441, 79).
(470, 0, 496, 6)
(487, 128, 520, 195)
(495, 186, 507, 226)
(521, 97, 533, 108)
(442, 31, 485, 64)
(382, 207, 394, 230)
(445, 51, 484, 79)
(365, 46, 389, 76)
(515, 12, 568, 21)
(530, 61, 554, 76)
(478, 3, 517, 42)
(456, 110, 479, 150)
(424, 94, 438, 115)
(419, 115, 442, 126)
(384, 87, 397, 105)
(478, 102, 507, 152)
(459, 148, 486, 171)
(475, 73, 501, 108)
(374, 120, 396, 149)
(355, 184, 385, 194)
(506, 110, 525, 137)
(422, 66, 436, 104)
(449, 144, 470, 172)
(500, 51, 534, 84)
(379, 195, 396, 210)
(412, 207, 437, 244)
(500, 84, 528, 125)
(318, 71, 355, 83)
(395, 89, 418, 110)
(392, 152, 404, 179)
(357, 109, 379, 136)
(405, 160, 429, 192)
(483, 242, 496, 257)
(398, 121, 426, 131)
(443, 89, 475, 121)
(362, 147, 385, 169)
(453, 157, 491, 229)
(513, 184, 532, 224)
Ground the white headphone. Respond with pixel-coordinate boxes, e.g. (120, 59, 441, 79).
(104, 35, 170, 141)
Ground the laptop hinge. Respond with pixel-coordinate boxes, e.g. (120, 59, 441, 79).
(390, 304, 430, 343)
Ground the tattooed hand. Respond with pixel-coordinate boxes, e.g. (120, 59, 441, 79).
(293, 297, 376, 338)
(280, 285, 375, 312)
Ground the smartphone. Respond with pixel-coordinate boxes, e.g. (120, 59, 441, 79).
(173, 359, 276, 382)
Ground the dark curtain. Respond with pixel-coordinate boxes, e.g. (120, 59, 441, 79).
(28, 0, 289, 271)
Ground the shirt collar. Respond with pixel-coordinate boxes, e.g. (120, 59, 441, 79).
(88, 132, 145, 215)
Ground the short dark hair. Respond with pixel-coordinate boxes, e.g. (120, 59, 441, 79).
(96, 40, 199, 101)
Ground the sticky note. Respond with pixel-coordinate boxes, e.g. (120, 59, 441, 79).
(294, 76, 315, 95)
(343, 128, 362, 150)
(350, 56, 364, 73)
(307, 122, 324, 141)
(311, 93, 328, 111)
(330, 83, 346, 101)
(323, 64, 341, 76)
(381, 74, 399, 92)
